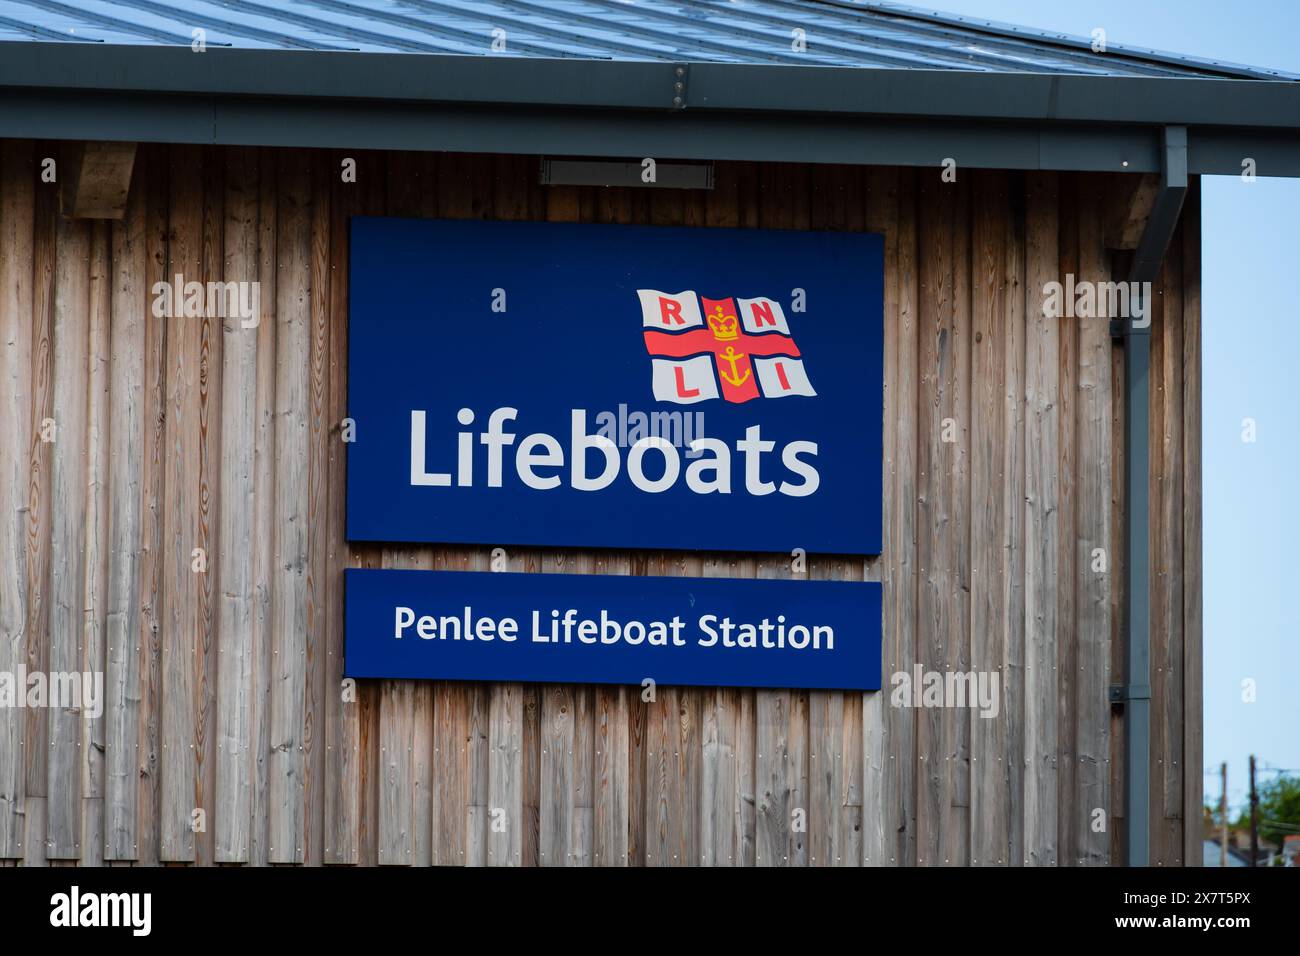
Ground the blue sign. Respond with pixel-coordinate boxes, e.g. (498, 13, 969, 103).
(344, 568, 881, 691)
(347, 218, 883, 554)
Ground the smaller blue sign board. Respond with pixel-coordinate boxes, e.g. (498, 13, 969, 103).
(344, 568, 881, 692)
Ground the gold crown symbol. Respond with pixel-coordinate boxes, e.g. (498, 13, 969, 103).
(707, 305, 739, 341)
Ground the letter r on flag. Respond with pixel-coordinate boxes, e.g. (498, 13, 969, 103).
(637, 289, 704, 329)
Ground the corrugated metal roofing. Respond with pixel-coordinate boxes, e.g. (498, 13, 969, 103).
(1, 0, 1294, 80)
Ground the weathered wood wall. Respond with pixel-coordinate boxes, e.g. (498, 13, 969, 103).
(0, 141, 1202, 866)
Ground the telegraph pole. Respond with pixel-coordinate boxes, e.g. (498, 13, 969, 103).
(1220, 762, 1228, 867)
(1249, 755, 1259, 867)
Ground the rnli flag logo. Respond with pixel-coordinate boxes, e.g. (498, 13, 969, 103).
(638, 290, 816, 404)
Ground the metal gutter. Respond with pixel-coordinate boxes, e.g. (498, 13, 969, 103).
(1113, 125, 1188, 868)
(4, 86, 1299, 178)
(1, 43, 1299, 128)
(0, 44, 1296, 178)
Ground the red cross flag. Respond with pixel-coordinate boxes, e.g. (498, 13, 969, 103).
(638, 290, 814, 404)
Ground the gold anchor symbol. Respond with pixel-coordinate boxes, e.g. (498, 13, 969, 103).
(718, 346, 751, 387)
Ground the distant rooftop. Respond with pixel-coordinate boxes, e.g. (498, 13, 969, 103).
(1, 0, 1295, 79)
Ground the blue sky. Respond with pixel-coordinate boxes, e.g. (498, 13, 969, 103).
(918, 0, 1300, 815)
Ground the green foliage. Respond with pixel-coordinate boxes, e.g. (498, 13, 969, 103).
(1232, 774, 1300, 846)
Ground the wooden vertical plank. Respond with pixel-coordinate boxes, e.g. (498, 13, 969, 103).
(521, 671, 541, 867)
(404, 586, 433, 868)
(1022, 171, 1060, 865)
(1001, 173, 1028, 867)
(374, 493, 436, 865)
(888, 168, 920, 866)
(194, 153, 224, 868)
(303, 153, 332, 867)
(704, 564, 755, 871)
(636, 554, 688, 868)
(754, 683, 799, 866)
(465, 674, 490, 867)
(215, 146, 259, 862)
(46, 211, 91, 860)
(267, 149, 311, 863)
(81, 219, 112, 865)
(324, 149, 363, 865)
(701, 680, 749, 866)
(159, 145, 201, 862)
(1109, 253, 1128, 865)
(540, 687, 577, 867)
(23, 797, 46, 866)
(247, 148, 278, 867)
(25, 162, 55, 811)
(592, 567, 631, 867)
(1180, 186, 1204, 867)
(351, 155, 389, 870)
(487, 679, 524, 866)
(807, 688, 837, 867)
(1055, 173, 1080, 864)
(1073, 175, 1112, 865)
(948, 174, 973, 868)
(103, 149, 147, 863)
(432, 678, 469, 867)
(375, 178, 416, 873)
(862, 165, 899, 867)
(643, 681, 683, 866)
(0, 141, 34, 859)
(753, 556, 806, 867)
(625, 688, 646, 867)
(377, 675, 414, 864)
(570, 680, 595, 866)
(839, 672, 864, 866)
(135, 146, 169, 867)
(679, 643, 704, 867)
(914, 171, 960, 866)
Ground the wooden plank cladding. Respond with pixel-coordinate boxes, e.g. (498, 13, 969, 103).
(0, 142, 1202, 866)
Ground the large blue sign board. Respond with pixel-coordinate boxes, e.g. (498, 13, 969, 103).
(347, 218, 883, 555)
(344, 568, 882, 691)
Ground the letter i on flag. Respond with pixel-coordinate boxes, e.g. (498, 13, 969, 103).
(639, 290, 813, 403)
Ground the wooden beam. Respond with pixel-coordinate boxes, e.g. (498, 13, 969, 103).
(60, 142, 137, 219)
(1105, 173, 1159, 251)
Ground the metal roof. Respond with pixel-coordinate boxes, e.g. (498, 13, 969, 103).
(1, 0, 1295, 80)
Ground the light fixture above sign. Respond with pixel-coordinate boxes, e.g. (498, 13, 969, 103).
(540, 157, 715, 189)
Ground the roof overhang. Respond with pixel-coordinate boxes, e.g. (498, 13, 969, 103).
(2, 42, 1298, 176)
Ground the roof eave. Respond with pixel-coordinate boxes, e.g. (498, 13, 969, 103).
(1, 42, 1298, 176)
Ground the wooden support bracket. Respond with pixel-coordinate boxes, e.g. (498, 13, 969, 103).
(60, 141, 138, 219)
